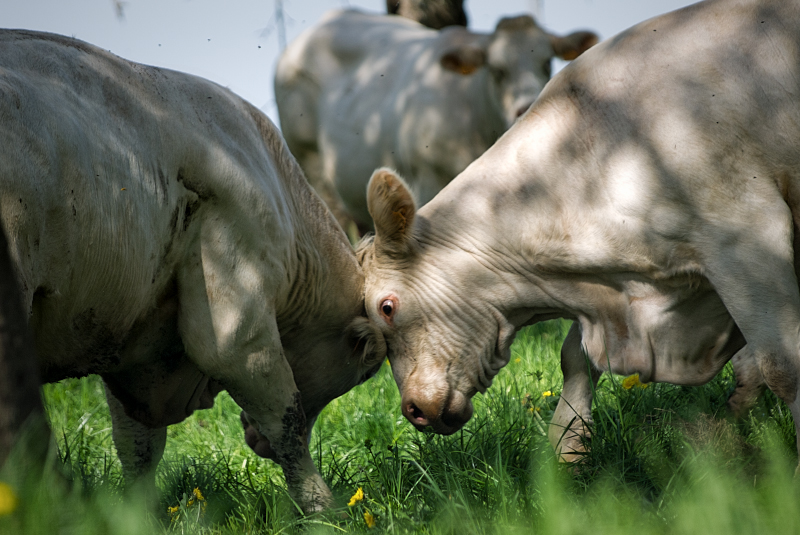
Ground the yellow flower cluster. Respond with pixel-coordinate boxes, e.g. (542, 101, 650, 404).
(188, 487, 205, 507)
(348, 487, 364, 506)
(168, 487, 206, 520)
(622, 373, 650, 390)
(348, 487, 376, 527)
(542, 390, 553, 397)
(364, 510, 376, 528)
(0, 482, 18, 516)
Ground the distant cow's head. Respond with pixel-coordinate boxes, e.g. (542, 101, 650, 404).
(358, 169, 510, 435)
(440, 15, 598, 127)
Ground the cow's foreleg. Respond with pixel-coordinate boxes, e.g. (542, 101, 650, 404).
(223, 349, 331, 514)
(727, 350, 766, 417)
(103, 384, 166, 502)
(549, 323, 599, 463)
(182, 310, 331, 513)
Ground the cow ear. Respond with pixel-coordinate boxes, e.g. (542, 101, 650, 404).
(440, 45, 486, 75)
(550, 31, 599, 61)
(347, 316, 387, 367)
(367, 168, 417, 256)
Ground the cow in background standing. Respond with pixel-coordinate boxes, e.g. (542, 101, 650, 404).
(276, 9, 597, 231)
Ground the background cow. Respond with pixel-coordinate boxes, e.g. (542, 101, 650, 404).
(386, 0, 468, 29)
(358, 0, 800, 465)
(0, 29, 385, 513)
(275, 9, 597, 231)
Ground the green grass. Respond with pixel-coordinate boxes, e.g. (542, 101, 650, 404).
(1, 319, 798, 534)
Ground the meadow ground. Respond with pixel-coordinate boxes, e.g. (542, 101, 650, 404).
(1, 320, 799, 534)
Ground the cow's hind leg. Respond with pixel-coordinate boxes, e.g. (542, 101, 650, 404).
(550, 323, 600, 463)
(104, 384, 166, 502)
(700, 196, 800, 465)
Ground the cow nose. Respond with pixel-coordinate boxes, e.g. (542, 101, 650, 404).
(402, 389, 473, 435)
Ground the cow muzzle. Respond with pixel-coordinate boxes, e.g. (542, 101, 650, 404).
(401, 385, 474, 435)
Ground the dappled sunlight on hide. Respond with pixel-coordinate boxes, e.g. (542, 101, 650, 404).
(361, 0, 800, 472)
(276, 9, 597, 229)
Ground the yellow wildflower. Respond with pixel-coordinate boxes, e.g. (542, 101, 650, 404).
(193, 487, 205, 502)
(386, 359, 391, 366)
(0, 483, 17, 516)
(348, 487, 364, 506)
(168, 505, 179, 515)
(364, 510, 376, 528)
(622, 373, 649, 390)
(542, 391, 553, 397)
(514, 357, 521, 364)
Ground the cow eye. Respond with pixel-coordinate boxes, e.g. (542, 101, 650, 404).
(379, 298, 396, 322)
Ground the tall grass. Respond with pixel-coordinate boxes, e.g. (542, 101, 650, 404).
(1, 320, 797, 534)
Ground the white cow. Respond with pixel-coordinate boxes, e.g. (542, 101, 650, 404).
(0, 30, 386, 513)
(359, 0, 800, 464)
(275, 9, 597, 229)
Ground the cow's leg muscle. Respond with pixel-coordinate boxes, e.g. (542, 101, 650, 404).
(104, 383, 166, 500)
(177, 257, 331, 513)
(550, 323, 599, 462)
(209, 341, 330, 512)
(699, 196, 800, 461)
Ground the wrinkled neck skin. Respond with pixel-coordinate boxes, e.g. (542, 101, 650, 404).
(272, 140, 374, 421)
(404, 89, 738, 392)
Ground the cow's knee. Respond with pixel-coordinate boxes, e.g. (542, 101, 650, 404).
(755, 349, 799, 405)
(727, 350, 766, 417)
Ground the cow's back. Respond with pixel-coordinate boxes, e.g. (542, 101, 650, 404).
(490, 0, 800, 267)
(0, 31, 297, 379)
(276, 10, 434, 150)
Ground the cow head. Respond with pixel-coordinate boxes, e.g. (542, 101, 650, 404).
(440, 15, 598, 127)
(357, 168, 513, 434)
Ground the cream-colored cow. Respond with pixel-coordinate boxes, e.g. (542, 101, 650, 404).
(360, 0, 800, 463)
(276, 9, 597, 230)
(0, 29, 385, 513)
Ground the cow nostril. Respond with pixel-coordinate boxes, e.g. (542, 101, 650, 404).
(406, 401, 428, 425)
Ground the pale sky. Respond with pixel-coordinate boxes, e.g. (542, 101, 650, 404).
(4, 0, 697, 126)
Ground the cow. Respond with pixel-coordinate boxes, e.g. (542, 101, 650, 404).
(0, 29, 386, 513)
(275, 9, 598, 230)
(0, 223, 49, 471)
(386, 0, 468, 29)
(358, 0, 800, 465)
